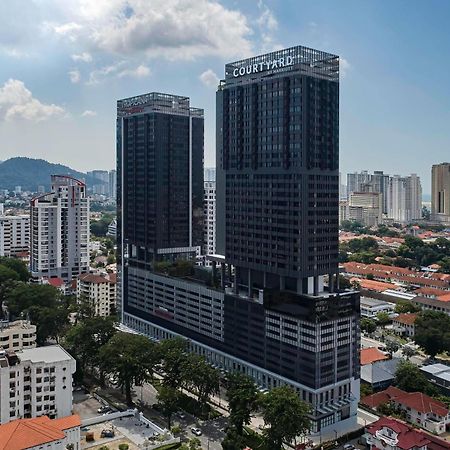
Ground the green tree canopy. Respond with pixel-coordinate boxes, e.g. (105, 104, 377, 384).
(226, 373, 259, 435)
(159, 337, 190, 390)
(261, 386, 311, 450)
(360, 318, 377, 334)
(0, 257, 29, 282)
(395, 361, 437, 395)
(376, 311, 391, 326)
(64, 316, 117, 374)
(395, 300, 420, 314)
(184, 354, 220, 416)
(99, 332, 159, 405)
(4, 284, 71, 344)
(415, 311, 450, 358)
(157, 385, 179, 428)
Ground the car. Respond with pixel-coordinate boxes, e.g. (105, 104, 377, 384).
(100, 429, 115, 438)
(343, 444, 355, 450)
(97, 405, 111, 414)
(191, 427, 202, 436)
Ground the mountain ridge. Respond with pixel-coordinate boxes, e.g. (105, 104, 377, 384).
(0, 157, 107, 191)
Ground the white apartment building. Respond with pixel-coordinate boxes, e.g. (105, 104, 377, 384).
(30, 175, 89, 282)
(203, 181, 216, 260)
(77, 272, 117, 316)
(387, 174, 422, 224)
(0, 212, 29, 257)
(0, 345, 76, 424)
(0, 320, 36, 351)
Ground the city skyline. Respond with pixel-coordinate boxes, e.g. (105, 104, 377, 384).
(1, 0, 450, 190)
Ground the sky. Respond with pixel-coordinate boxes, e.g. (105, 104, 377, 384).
(1, 0, 450, 194)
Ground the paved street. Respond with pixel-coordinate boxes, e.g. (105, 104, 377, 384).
(134, 382, 226, 449)
(73, 390, 105, 419)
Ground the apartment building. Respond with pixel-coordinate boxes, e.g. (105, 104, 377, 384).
(0, 213, 29, 257)
(30, 175, 89, 282)
(0, 346, 76, 424)
(432, 163, 450, 224)
(0, 320, 36, 351)
(203, 181, 216, 260)
(77, 273, 117, 316)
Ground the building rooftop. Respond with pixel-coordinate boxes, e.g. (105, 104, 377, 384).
(393, 313, 418, 326)
(117, 92, 204, 118)
(361, 358, 401, 385)
(78, 273, 114, 284)
(361, 347, 389, 365)
(353, 278, 397, 292)
(362, 386, 449, 416)
(0, 415, 80, 450)
(420, 363, 450, 381)
(366, 417, 450, 450)
(360, 296, 395, 307)
(19, 345, 74, 364)
(361, 386, 406, 408)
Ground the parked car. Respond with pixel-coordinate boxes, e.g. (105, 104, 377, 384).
(97, 405, 111, 414)
(191, 427, 202, 436)
(343, 444, 355, 450)
(101, 429, 115, 438)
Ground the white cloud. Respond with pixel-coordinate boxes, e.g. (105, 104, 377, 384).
(68, 69, 81, 83)
(71, 52, 92, 62)
(86, 62, 124, 85)
(47, 0, 253, 60)
(0, 79, 65, 122)
(199, 69, 219, 89)
(340, 57, 351, 78)
(256, 1, 281, 52)
(118, 64, 150, 78)
(81, 110, 97, 117)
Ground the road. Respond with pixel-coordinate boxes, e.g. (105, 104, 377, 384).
(134, 382, 226, 450)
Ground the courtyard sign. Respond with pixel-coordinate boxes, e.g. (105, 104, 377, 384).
(232, 55, 294, 77)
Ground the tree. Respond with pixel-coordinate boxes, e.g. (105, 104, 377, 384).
(4, 283, 72, 344)
(64, 316, 117, 379)
(385, 340, 399, 356)
(402, 346, 416, 360)
(0, 257, 29, 281)
(226, 373, 259, 435)
(376, 311, 391, 327)
(159, 337, 190, 390)
(360, 384, 373, 398)
(261, 386, 311, 449)
(338, 275, 351, 290)
(157, 385, 179, 428)
(99, 332, 159, 405)
(185, 354, 220, 416)
(222, 427, 247, 450)
(179, 438, 202, 450)
(0, 265, 19, 284)
(360, 318, 377, 334)
(415, 311, 450, 358)
(395, 300, 420, 314)
(395, 361, 437, 395)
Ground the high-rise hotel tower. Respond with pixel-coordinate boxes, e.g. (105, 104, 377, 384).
(119, 47, 360, 434)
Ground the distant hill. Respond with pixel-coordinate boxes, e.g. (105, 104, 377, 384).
(0, 157, 106, 191)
